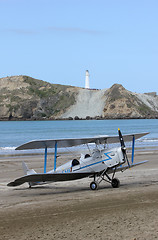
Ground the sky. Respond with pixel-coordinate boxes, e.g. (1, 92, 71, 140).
(0, 0, 158, 93)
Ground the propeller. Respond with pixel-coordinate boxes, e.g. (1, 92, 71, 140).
(118, 128, 130, 168)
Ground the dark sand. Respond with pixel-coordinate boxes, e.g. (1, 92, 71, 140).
(0, 150, 158, 240)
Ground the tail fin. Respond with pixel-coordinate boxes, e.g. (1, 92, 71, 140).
(22, 161, 36, 175)
(22, 162, 37, 188)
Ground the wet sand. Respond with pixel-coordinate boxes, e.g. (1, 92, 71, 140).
(0, 150, 158, 240)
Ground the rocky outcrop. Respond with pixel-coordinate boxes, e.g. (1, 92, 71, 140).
(102, 84, 158, 119)
(0, 75, 157, 120)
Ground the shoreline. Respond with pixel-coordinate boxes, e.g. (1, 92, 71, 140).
(1, 116, 158, 121)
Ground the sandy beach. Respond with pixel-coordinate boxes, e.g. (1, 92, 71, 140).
(0, 149, 158, 240)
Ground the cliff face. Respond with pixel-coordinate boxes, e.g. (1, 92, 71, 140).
(0, 75, 157, 120)
(60, 84, 158, 119)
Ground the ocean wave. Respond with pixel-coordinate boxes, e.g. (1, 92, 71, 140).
(0, 147, 16, 151)
(137, 138, 158, 143)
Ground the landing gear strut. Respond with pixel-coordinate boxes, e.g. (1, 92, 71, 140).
(90, 169, 120, 190)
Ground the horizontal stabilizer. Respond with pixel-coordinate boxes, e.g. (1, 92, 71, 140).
(7, 172, 93, 187)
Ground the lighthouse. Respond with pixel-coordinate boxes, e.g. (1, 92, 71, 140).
(85, 70, 90, 89)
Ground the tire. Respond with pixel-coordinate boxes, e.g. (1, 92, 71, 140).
(90, 181, 99, 190)
(111, 178, 120, 188)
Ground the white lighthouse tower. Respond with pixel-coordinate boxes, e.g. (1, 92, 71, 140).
(85, 70, 90, 89)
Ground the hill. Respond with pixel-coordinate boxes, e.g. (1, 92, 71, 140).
(0, 76, 78, 120)
(0, 75, 158, 120)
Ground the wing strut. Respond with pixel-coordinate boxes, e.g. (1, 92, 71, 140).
(131, 136, 135, 164)
(44, 147, 47, 173)
(54, 141, 57, 171)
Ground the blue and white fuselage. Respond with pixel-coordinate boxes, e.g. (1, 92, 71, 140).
(48, 147, 124, 174)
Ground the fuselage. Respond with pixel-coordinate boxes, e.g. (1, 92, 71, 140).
(48, 147, 125, 174)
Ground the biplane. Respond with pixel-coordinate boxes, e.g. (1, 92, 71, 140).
(8, 129, 148, 190)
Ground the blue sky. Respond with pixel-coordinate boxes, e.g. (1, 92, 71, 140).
(0, 0, 158, 93)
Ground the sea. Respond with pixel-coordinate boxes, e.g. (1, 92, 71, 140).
(0, 119, 158, 156)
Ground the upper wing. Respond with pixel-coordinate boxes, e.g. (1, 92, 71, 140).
(7, 172, 94, 187)
(16, 132, 149, 150)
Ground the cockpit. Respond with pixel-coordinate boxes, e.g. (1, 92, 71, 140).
(72, 159, 80, 167)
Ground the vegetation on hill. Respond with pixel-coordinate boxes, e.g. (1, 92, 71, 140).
(0, 75, 77, 120)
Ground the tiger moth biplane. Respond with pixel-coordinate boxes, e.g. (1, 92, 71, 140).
(8, 129, 149, 190)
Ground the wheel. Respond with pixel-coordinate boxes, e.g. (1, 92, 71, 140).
(90, 181, 99, 190)
(111, 178, 120, 188)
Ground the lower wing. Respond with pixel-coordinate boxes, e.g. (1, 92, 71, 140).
(7, 172, 94, 187)
(107, 160, 148, 174)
